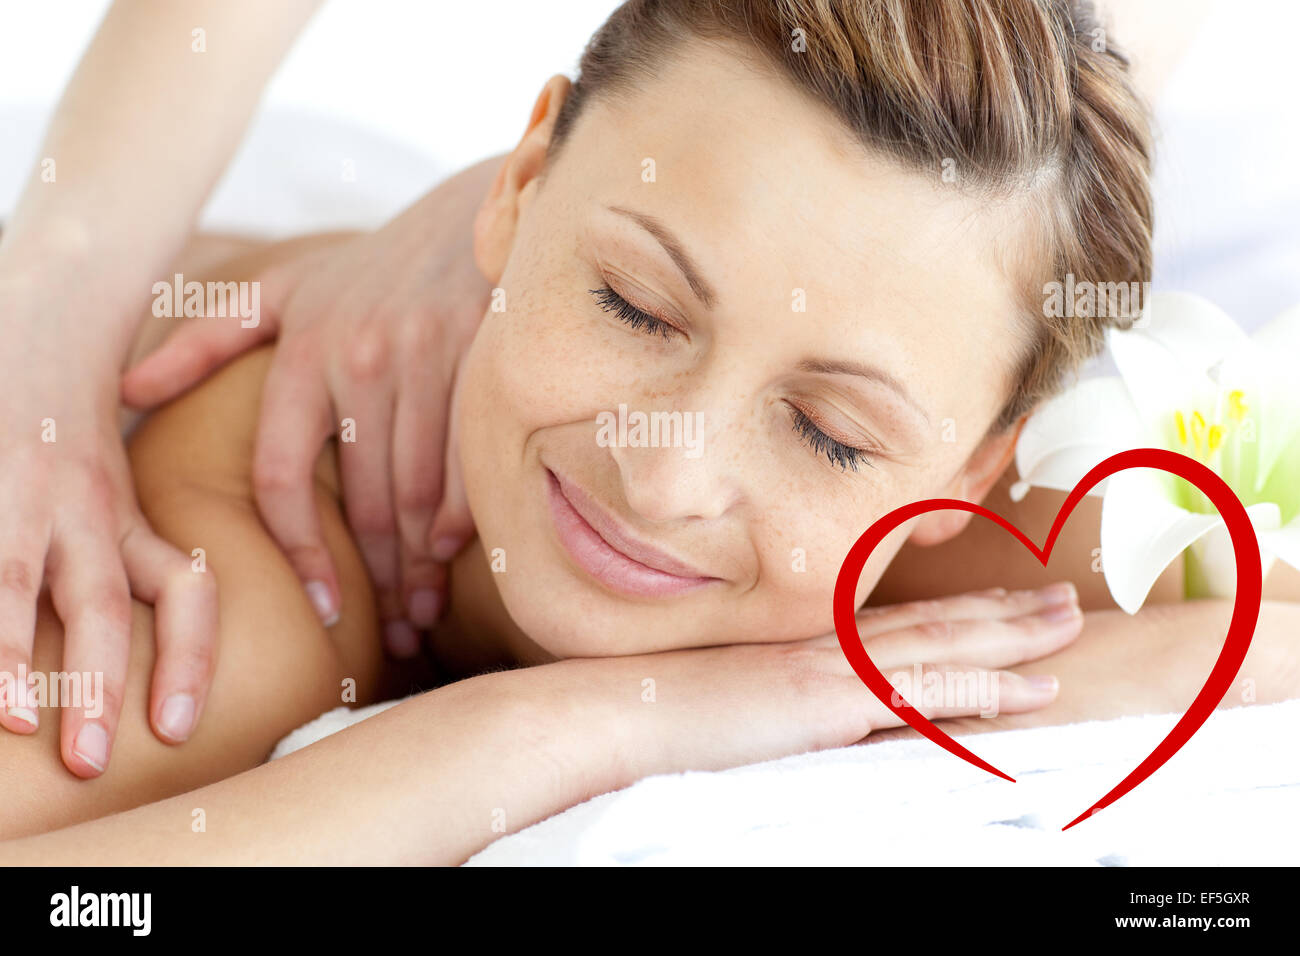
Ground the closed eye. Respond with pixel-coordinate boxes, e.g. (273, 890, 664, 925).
(589, 285, 676, 338)
(787, 404, 876, 471)
(590, 283, 876, 472)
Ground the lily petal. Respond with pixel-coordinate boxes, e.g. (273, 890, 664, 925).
(1249, 301, 1300, 357)
(1187, 502, 1282, 600)
(1011, 376, 1143, 501)
(1119, 291, 1250, 375)
(1107, 293, 1246, 437)
(1100, 467, 1225, 614)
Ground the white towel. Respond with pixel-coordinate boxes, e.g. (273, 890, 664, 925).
(270, 696, 1300, 865)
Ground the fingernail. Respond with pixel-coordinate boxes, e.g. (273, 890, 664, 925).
(305, 580, 340, 626)
(6, 707, 38, 730)
(158, 693, 196, 742)
(385, 620, 421, 658)
(73, 722, 110, 772)
(408, 589, 441, 628)
(1041, 602, 1081, 624)
(1037, 582, 1076, 603)
(431, 536, 461, 562)
(1028, 675, 1059, 693)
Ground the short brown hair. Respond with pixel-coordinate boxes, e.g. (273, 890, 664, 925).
(547, 0, 1154, 436)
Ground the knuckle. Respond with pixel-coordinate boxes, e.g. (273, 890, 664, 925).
(78, 464, 118, 513)
(277, 333, 319, 370)
(913, 598, 946, 618)
(343, 318, 391, 381)
(177, 638, 218, 685)
(173, 562, 219, 602)
(252, 454, 302, 498)
(92, 588, 134, 636)
(0, 638, 29, 670)
(914, 618, 955, 642)
(395, 482, 438, 518)
(397, 311, 440, 354)
(350, 502, 397, 538)
(0, 558, 39, 601)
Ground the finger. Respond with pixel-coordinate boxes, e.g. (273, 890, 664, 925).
(401, 538, 446, 636)
(0, 514, 49, 734)
(48, 523, 132, 779)
(864, 600, 1082, 671)
(252, 341, 339, 625)
(391, 342, 445, 561)
(854, 582, 1078, 639)
(121, 311, 277, 409)
(866, 663, 1060, 729)
(427, 364, 474, 564)
(333, 368, 407, 645)
(121, 523, 219, 745)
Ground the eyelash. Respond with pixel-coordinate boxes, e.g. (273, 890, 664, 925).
(589, 285, 676, 337)
(589, 284, 877, 472)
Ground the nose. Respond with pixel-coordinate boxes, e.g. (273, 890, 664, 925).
(606, 389, 747, 524)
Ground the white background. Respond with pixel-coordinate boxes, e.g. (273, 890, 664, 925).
(1, 0, 1297, 334)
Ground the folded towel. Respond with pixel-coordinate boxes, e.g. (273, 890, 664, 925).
(270, 696, 1300, 865)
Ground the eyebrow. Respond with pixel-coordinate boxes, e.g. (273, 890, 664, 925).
(797, 358, 932, 427)
(607, 204, 717, 309)
(605, 204, 929, 429)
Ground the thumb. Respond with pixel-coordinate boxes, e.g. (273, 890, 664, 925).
(122, 315, 277, 408)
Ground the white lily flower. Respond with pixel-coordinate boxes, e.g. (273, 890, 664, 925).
(1010, 292, 1300, 613)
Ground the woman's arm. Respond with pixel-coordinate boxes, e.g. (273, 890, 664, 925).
(0, 586, 1087, 864)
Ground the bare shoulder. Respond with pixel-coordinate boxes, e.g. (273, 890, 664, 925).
(868, 463, 1185, 610)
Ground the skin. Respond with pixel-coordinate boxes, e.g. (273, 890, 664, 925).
(3, 27, 1295, 862)
(0, 0, 1220, 778)
(0, 0, 489, 776)
(446, 43, 1038, 667)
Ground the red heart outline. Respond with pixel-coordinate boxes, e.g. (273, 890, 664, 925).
(833, 448, 1262, 830)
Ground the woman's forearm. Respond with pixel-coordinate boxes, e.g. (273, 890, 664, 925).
(1, 0, 321, 351)
(0, 668, 614, 866)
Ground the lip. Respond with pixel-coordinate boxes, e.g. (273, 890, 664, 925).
(545, 467, 719, 597)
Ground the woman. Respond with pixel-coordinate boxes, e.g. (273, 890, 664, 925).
(3, 0, 1297, 863)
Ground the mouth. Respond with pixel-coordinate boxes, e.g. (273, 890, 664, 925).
(545, 467, 720, 598)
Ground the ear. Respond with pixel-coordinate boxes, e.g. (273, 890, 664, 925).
(473, 74, 573, 284)
(906, 415, 1028, 547)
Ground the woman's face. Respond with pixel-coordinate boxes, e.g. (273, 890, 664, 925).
(456, 41, 1029, 657)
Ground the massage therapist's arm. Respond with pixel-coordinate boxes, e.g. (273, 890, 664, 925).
(0, 0, 324, 767)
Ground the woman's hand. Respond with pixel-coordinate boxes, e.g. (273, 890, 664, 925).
(535, 582, 1084, 786)
(898, 597, 1300, 740)
(0, 274, 218, 776)
(123, 158, 501, 655)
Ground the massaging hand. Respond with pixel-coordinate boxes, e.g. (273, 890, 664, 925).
(540, 583, 1083, 778)
(123, 159, 499, 657)
(0, 272, 219, 775)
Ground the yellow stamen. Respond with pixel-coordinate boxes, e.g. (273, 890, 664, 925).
(1208, 424, 1224, 454)
(1191, 410, 1207, 456)
(1175, 409, 1187, 446)
(1228, 390, 1248, 422)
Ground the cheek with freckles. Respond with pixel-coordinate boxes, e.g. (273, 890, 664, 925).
(746, 492, 907, 636)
